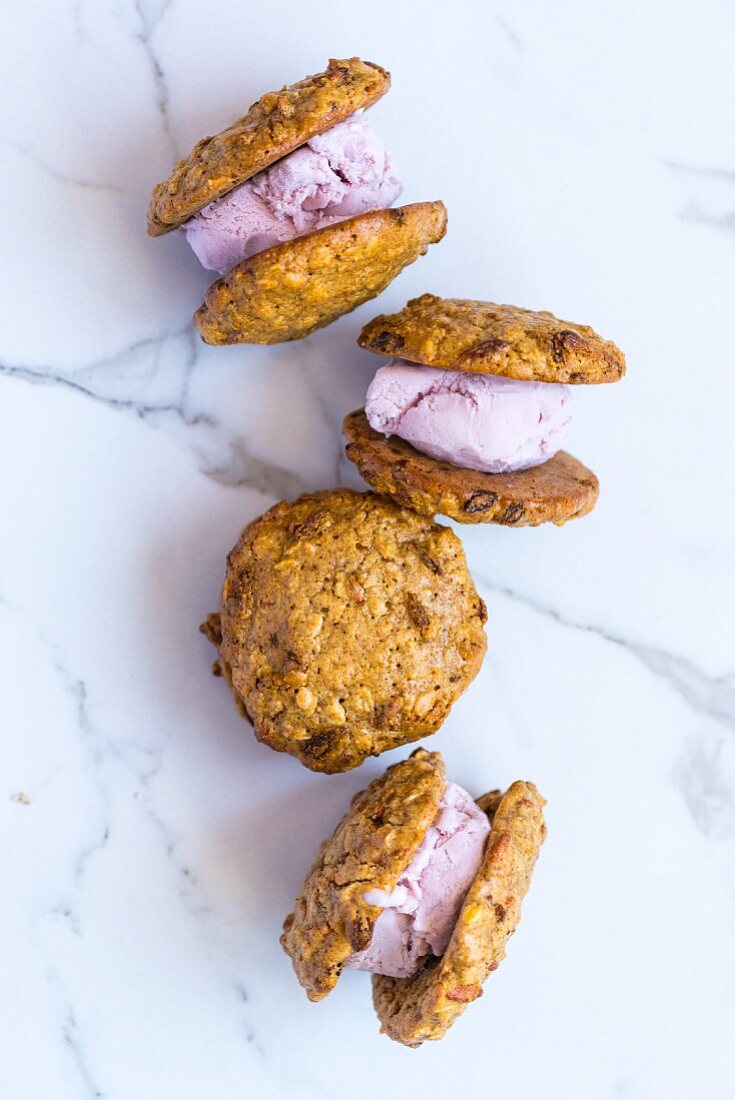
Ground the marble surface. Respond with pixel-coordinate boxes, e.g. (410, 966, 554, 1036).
(2, 1, 734, 1096)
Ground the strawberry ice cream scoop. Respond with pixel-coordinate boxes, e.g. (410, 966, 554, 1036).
(345, 782, 490, 979)
(365, 360, 573, 474)
(183, 116, 402, 273)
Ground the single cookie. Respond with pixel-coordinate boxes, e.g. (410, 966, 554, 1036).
(202, 489, 486, 772)
(343, 409, 599, 526)
(359, 294, 626, 384)
(193, 202, 447, 345)
(148, 57, 390, 236)
(372, 779, 546, 1047)
(281, 749, 446, 1000)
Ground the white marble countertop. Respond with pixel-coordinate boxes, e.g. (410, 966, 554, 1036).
(2, 2, 734, 1097)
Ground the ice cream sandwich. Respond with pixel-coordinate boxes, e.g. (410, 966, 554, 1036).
(148, 58, 446, 344)
(281, 748, 546, 1046)
(344, 294, 626, 526)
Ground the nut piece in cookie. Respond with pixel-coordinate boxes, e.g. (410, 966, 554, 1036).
(148, 59, 448, 344)
(280, 748, 546, 1047)
(194, 202, 447, 345)
(200, 490, 486, 773)
(344, 294, 624, 525)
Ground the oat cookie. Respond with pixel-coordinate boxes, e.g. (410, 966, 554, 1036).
(281, 749, 445, 1000)
(202, 489, 486, 772)
(148, 57, 390, 236)
(372, 780, 546, 1046)
(359, 294, 626, 384)
(343, 409, 599, 526)
(193, 202, 447, 345)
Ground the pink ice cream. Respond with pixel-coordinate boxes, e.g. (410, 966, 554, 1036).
(184, 116, 402, 273)
(366, 360, 573, 474)
(345, 782, 490, 979)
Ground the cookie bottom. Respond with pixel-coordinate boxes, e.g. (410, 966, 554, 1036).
(194, 202, 447, 345)
(343, 408, 599, 526)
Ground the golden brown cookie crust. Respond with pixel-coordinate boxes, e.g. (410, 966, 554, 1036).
(193, 202, 447, 346)
(206, 489, 486, 773)
(281, 749, 446, 1000)
(343, 408, 599, 526)
(372, 780, 546, 1046)
(359, 294, 626, 384)
(147, 57, 391, 235)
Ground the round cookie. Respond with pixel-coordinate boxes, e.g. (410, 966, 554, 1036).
(148, 57, 390, 236)
(372, 779, 547, 1047)
(202, 489, 487, 772)
(358, 294, 626, 384)
(343, 408, 599, 526)
(194, 202, 447, 345)
(281, 749, 446, 1000)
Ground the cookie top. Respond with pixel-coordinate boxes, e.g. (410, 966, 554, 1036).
(194, 202, 447, 345)
(281, 749, 446, 1000)
(359, 294, 626, 384)
(372, 780, 546, 1046)
(343, 409, 599, 526)
(148, 57, 390, 236)
(210, 489, 486, 772)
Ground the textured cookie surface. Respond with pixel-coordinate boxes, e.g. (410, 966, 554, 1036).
(148, 57, 390, 235)
(194, 203, 447, 345)
(208, 489, 486, 772)
(359, 294, 626, 384)
(344, 409, 598, 526)
(281, 749, 445, 1000)
(372, 780, 546, 1046)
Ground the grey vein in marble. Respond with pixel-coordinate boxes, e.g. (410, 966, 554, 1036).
(8, 140, 128, 195)
(133, 0, 177, 158)
(681, 207, 735, 233)
(297, 356, 348, 487)
(0, 333, 308, 500)
(675, 734, 734, 839)
(496, 14, 522, 48)
(483, 581, 735, 731)
(62, 1003, 105, 1099)
(482, 581, 735, 835)
(665, 161, 735, 182)
(233, 984, 266, 1060)
(12, 610, 113, 934)
(3, 593, 257, 1085)
(665, 160, 735, 233)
